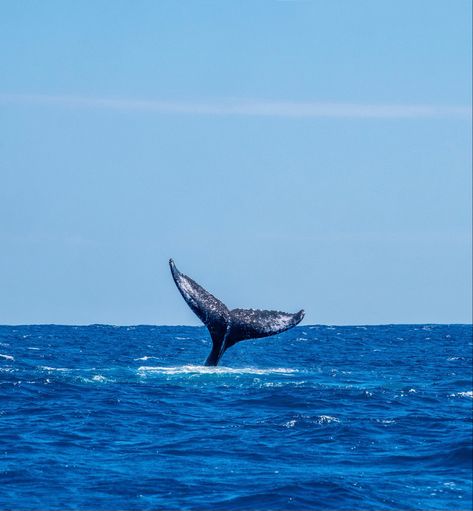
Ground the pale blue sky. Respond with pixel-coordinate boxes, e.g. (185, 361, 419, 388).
(0, 0, 471, 325)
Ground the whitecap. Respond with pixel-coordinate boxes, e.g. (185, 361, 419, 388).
(317, 415, 340, 424)
(284, 419, 297, 428)
(78, 374, 114, 384)
(92, 375, 107, 382)
(450, 391, 473, 398)
(133, 356, 161, 361)
(0, 354, 14, 361)
(40, 366, 70, 372)
(39, 366, 98, 372)
(27, 347, 40, 350)
(137, 365, 297, 375)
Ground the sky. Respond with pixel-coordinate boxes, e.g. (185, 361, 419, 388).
(0, 0, 471, 325)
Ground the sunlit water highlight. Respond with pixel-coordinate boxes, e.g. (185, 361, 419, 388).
(1, 324, 472, 510)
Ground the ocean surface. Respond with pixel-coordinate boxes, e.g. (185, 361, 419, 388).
(0, 324, 472, 510)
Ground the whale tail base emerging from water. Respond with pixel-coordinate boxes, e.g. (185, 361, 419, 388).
(169, 259, 305, 366)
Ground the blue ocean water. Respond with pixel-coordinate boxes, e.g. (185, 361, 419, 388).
(0, 324, 471, 510)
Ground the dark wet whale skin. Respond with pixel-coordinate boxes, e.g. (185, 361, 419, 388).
(169, 259, 305, 366)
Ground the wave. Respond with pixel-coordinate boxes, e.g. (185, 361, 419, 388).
(136, 365, 298, 375)
(211, 479, 366, 510)
(80, 374, 114, 384)
(449, 391, 473, 398)
(283, 415, 340, 428)
(39, 366, 74, 372)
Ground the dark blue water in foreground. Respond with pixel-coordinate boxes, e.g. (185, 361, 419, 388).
(1, 324, 472, 510)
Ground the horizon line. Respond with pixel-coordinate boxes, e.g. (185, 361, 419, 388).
(0, 93, 471, 119)
(1, 322, 471, 327)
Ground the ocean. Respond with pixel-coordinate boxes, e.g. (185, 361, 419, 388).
(0, 324, 471, 510)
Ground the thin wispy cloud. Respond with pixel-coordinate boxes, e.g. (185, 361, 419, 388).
(0, 93, 470, 119)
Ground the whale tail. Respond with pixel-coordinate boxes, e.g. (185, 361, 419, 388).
(169, 259, 305, 366)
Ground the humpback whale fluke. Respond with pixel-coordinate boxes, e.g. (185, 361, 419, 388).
(169, 259, 305, 366)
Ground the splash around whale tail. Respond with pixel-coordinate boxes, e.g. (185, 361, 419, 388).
(169, 259, 305, 366)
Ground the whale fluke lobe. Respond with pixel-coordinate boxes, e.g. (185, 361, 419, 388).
(169, 259, 305, 366)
